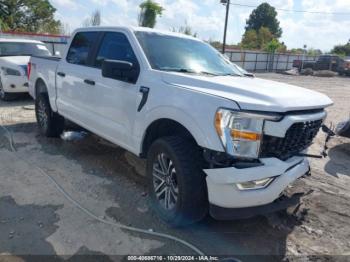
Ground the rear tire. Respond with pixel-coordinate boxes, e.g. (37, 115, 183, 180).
(0, 78, 14, 101)
(35, 93, 64, 137)
(146, 136, 208, 227)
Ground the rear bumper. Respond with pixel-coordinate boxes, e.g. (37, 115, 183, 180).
(1, 75, 29, 93)
(210, 192, 304, 220)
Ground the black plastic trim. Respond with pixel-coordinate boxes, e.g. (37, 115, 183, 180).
(210, 192, 304, 220)
(138, 86, 150, 112)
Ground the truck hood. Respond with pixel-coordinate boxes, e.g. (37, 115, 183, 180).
(0, 56, 30, 67)
(162, 73, 333, 112)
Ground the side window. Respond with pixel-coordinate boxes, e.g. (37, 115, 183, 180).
(94, 32, 138, 68)
(66, 32, 98, 65)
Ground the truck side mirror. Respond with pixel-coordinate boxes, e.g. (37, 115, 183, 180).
(244, 72, 255, 77)
(102, 59, 139, 84)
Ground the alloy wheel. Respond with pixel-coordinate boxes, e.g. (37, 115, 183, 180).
(152, 153, 179, 210)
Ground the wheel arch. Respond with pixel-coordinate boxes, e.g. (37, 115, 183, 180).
(34, 77, 58, 112)
(35, 78, 48, 98)
(140, 118, 200, 158)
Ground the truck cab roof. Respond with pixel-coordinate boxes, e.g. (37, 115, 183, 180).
(74, 26, 201, 41)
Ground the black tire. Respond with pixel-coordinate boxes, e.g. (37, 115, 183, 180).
(0, 78, 14, 101)
(146, 136, 208, 227)
(35, 93, 65, 137)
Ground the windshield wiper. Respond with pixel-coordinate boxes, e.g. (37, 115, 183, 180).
(221, 72, 242, 77)
(159, 67, 219, 76)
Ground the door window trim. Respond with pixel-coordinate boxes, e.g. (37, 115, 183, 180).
(66, 31, 104, 68)
(91, 31, 141, 71)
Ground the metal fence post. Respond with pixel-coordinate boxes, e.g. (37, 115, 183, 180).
(254, 53, 258, 72)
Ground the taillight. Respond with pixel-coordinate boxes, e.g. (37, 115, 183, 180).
(27, 62, 31, 80)
(346, 62, 350, 69)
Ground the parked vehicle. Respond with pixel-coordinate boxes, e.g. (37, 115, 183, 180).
(0, 39, 51, 101)
(338, 57, 350, 76)
(336, 119, 350, 138)
(293, 55, 343, 72)
(28, 27, 333, 226)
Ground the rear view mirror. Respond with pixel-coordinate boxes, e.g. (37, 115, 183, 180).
(102, 59, 139, 83)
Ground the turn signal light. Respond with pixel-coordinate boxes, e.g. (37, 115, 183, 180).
(231, 129, 261, 141)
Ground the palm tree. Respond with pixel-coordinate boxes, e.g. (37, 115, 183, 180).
(138, 0, 164, 28)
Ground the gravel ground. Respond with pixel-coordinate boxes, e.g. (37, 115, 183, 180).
(0, 74, 349, 261)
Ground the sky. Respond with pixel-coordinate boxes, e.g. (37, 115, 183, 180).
(50, 0, 350, 52)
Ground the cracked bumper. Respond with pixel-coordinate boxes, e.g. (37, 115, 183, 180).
(204, 156, 309, 209)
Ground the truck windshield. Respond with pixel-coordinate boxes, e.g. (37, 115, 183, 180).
(135, 32, 243, 77)
(0, 42, 51, 57)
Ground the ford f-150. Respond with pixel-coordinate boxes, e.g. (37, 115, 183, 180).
(28, 27, 333, 226)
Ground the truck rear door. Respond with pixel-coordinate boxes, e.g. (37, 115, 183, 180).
(55, 31, 101, 124)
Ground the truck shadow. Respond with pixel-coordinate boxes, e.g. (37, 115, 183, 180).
(0, 95, 33, 108)
(324, 142, 350, 177)
(2, 121, 307, 259)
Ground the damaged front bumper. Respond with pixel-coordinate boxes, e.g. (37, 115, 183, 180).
(204, 156, 309, 219)
(210, 192, 304, 220)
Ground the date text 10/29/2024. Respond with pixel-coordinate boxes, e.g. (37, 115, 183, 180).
(127, 256, 220, 261)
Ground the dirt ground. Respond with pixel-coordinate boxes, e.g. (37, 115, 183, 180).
(0, 73, 349, 261)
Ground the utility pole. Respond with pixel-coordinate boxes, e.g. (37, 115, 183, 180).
(221, 0, 230, 54)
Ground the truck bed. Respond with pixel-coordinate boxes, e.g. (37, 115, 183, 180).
(28, 55, 61, 102)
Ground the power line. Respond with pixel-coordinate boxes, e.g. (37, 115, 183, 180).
(229, 2, 350, 15)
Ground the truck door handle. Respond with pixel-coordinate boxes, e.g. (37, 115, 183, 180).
(84, 79, 95, 86)
(57, 72, 65, 77)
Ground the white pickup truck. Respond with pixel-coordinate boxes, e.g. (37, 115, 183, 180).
(28, 27, 333, 226)
(0, 39, 51, 100)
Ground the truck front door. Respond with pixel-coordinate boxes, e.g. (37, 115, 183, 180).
(81, 31, 141, 152)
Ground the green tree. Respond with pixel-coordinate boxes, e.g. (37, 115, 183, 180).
(264, 38, 281, 53)
(172, 21, 197, 37)
(138, 0, 164, 28)
(83, 10, 101, 27)
(331, 42, 350, 56)
(241, 27, 285, 51)
(257, 26, 273, 48)
(307, 48, 322, 56)
(0, 18, 9, 31)
(241, 29, 259, 49)
(245, 2, 282, 38)
(0, 0, 61, 33)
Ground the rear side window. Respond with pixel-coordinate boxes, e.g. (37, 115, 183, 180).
(66, 32, 98, 65)
(94, 32, 138, 68)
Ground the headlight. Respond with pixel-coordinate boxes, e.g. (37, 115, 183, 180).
(215, 108, 281, 159)
(1, 67, 21, 76)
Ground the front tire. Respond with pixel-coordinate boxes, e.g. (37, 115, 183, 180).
(146, 136, 208, 227)
(35, 93, 64, 137)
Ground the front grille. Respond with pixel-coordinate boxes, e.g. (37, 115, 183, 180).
(260, 119, 323, 160)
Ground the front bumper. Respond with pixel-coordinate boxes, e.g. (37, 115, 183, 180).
(204, 156, 309, 209)
(1, 75, 29, 93)
(210, 192, 304, 220)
